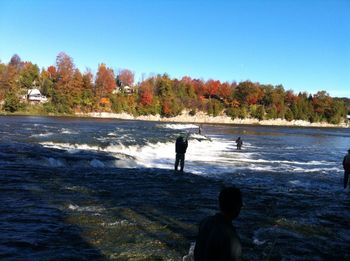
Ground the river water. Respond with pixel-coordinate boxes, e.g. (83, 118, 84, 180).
(0, 116, 349, 260)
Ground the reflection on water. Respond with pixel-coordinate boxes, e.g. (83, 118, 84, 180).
(0, 116, 350, 260)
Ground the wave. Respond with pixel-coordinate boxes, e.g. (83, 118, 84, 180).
(159, 123, 199, 130)
(68, 204, 105, 214)
(30, 132, 54, 138)
(38, 136, 341, 175)
(39, 137, 237, 173)
(61, 128, 79, 134)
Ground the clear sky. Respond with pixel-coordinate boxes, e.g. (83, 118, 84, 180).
(0, 0, 349, 97)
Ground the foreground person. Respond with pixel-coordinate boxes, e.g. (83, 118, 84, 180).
(194, 187, 243, 261)
(343, 149, 350, 189)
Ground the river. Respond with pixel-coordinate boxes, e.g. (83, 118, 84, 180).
(0, 116, 349, 260)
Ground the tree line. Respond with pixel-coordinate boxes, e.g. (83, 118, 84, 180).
(0, 53, 348, 124)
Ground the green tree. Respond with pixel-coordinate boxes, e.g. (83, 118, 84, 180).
(4, 91, 21, 112)
(251, 105, 265, 120)
(284, 108, 294, 121)
(19, 62, 39, 89)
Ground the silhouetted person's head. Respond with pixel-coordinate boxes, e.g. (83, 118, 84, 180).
(219, 187, 242, 221)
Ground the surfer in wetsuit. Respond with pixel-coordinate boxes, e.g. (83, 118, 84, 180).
(175, 134, 188, 172)
(343, 149, 350, 189)
(194, 187, 243, 261)
(199, 125, 202, 135)
(235, 137, 243, 150)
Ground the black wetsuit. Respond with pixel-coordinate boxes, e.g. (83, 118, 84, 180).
(343, 153, 350, 188)
(194, 213, 242, 261)
(236, 139, 242, 150)
(175, 137, 188, 171)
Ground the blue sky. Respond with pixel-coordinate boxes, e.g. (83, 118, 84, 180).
(0, 0, 349, 97)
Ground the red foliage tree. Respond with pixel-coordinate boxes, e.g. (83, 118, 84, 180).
(47, 66, 57, 79)
(192, 79, 205, 97)
(205, 79, 221, 97)
(285, 90, 296, 106)
(180, 76, 192, 84)
(218, 82, 232, 99)
(139, 81, 153, 106)
(118, 69, 134, 86)
(162, 98, 172, 116)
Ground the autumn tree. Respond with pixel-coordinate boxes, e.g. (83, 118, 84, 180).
(117, 69, 134, 87)
(235, 81, 263, 106)
(95, 63, 116, 98)
(56, 52, 74, 84)
(205, 79, 221, 97)
(139, 80, 154, 106)
(218, 82, 232, 100)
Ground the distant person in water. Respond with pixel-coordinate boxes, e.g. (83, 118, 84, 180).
(194, 187, 243, 261)
(343, 149, 350, 189)
(199, 125, 202, 135)
(175, 134, 188, 172)
(235, 137, 243, 150)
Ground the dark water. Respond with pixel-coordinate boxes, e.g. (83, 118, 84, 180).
(0, 116, 350, 260)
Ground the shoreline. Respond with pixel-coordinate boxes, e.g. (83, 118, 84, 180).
(1, 111, 348, 128)
(76, 111, 349, 128)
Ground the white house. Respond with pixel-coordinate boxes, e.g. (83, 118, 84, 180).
(27, 89, 48, 103)
(123, 85, 134, 94)
(112, 85, 135, 95)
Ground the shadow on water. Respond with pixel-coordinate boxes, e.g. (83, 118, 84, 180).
(44, 167, 225, 260)
(1, 143, 350, 260)
(0, 143, 227, 260)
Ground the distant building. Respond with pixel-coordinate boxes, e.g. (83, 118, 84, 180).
(123, 85, 134, 94)
(113, 85, 135, 95)
(27, 89, 48, 103)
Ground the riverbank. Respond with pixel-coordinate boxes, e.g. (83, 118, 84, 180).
(77, 111, 349, 128)
(1, 110, 348, 128)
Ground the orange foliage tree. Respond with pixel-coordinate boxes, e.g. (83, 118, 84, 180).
(205, 79, 221, 97)
(95, 63, 116, 98)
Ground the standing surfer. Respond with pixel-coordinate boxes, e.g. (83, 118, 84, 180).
(235, 137, 243, 150)
(175, 134, 189, 172)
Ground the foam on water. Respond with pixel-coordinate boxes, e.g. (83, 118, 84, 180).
(68, 204, 105, 214)
(160, 123, 199, 130)
(39, 131, 340, 176)
(31, 132, 54, 138)
(61, 128, 78, 134)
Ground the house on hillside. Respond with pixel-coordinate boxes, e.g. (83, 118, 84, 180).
(27, 89, 48, 103)
(123, 85, 134, 94)
(346, 114, 350, 127)
(113, 85, 135, 95)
